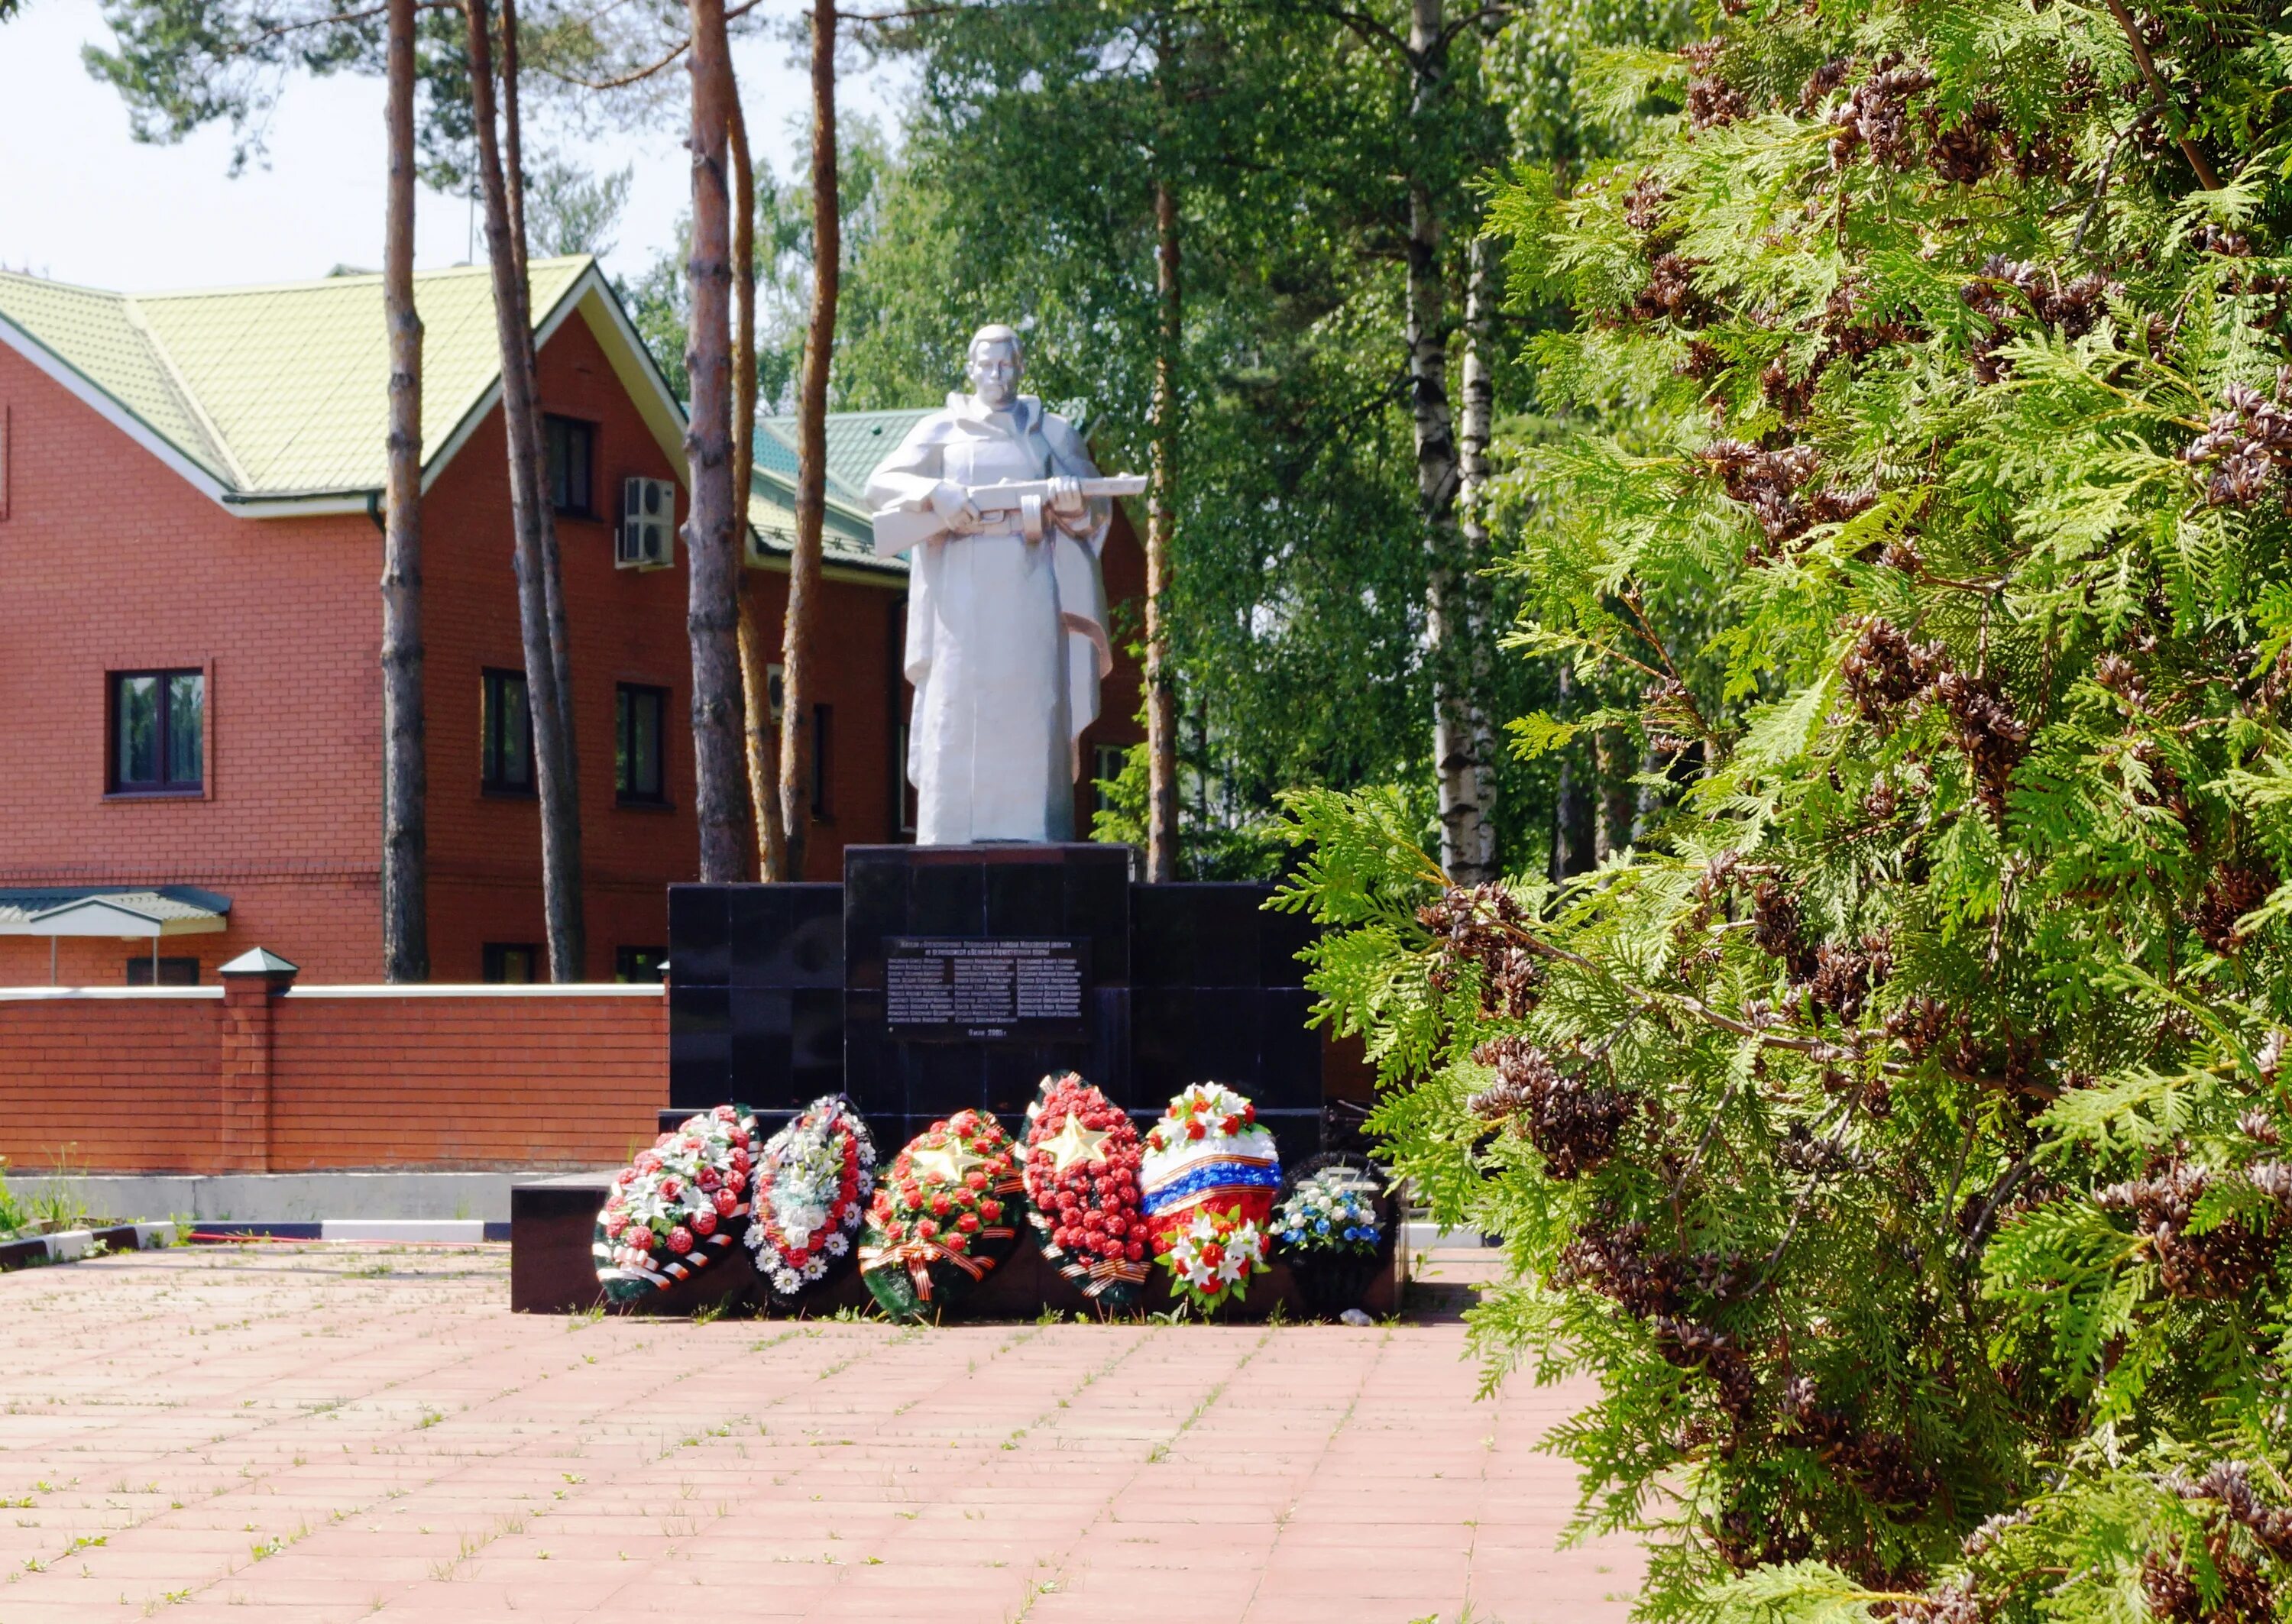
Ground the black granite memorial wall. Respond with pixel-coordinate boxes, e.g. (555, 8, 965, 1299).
(667, 882, 843, 1111)
(667, 843, 1329, 1163)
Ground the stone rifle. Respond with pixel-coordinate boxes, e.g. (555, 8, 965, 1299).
(872, 474, 1148, 557)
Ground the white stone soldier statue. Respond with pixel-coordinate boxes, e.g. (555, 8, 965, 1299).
(863, 325, 1141, 846)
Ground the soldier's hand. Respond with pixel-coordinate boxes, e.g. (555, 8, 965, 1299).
(1048, 475, 1093, 535)
(929, 480, 983, 534)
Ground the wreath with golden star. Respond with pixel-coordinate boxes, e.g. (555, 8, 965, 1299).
(1022, 1072, 1148, 1309)
(860, 1110, 1025, 1322)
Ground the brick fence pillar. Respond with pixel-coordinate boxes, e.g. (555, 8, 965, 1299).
(216, 948, 298, 1174)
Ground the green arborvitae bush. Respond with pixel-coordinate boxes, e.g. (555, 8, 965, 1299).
(1276, 0, 2292, 1616)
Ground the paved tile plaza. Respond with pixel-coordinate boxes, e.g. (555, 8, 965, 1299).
(0, 1246, 1639, 1622)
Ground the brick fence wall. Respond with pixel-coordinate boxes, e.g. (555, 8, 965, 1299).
(0, 979, 665, 1174)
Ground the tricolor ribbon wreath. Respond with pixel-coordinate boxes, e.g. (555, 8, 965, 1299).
(1142, 1083, 1281, 1312)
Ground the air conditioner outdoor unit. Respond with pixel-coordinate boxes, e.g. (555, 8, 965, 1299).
(617, 477, 675, 570)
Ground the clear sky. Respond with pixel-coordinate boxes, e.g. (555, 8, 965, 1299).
(0, 0, 903, 293)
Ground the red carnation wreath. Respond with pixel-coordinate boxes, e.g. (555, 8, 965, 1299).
(1022, 1072, 1149, 1309)
(860, 1109, 1025, 1321)
(593, 1106, 757, 1303)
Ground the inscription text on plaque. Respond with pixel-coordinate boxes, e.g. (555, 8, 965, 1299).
(883, 937, 1089, 1041)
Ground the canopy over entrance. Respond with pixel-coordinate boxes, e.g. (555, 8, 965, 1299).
(0, 887, 231, 983)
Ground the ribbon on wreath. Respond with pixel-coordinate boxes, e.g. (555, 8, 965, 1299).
(860, 1225, 1016, 1301)
(1033, 1223, 1152, 1298)
(594, 1224, 738, 1292)
(1081, 1254, 1150, 1296)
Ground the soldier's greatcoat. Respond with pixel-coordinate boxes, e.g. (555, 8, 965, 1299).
(864, 393, 1111, 845)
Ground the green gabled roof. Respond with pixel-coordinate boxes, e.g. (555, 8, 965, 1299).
(750, 408, 926, 576)
(0, 257, 595, 502)
(757, 407, 931, 508)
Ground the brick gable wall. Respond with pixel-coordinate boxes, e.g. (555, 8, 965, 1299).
(0, 308, 1144, 988)
(0, 338, 383, 986)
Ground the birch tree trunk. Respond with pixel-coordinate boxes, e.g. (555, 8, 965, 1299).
(1144, 173, 1181, 883)
(465, 0, 584, 978)
(779, 0, 837, 879)
(683, 0, 749, 883)
(1594, 730, 1636, 861)
(729, 99, 787, 881)
(1403, 0, 1479, 884)
(1441, 227, 1500, 883)
(1549, 665, 1594, 879)
(380, 0, 429, 982)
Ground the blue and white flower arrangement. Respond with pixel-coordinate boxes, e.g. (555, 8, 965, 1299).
(1271, 1166, 1381, 1260)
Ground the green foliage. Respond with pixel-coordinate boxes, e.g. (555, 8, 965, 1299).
(83, 0, 475, 178)
(0, 1160, 26, 1241)
(746, 0, 1690, 875)
(622, 118, 902, 411)
(84, 0, 640, 203)
(525, 158, 630, 258)
(1279, 0, 2292, 1612)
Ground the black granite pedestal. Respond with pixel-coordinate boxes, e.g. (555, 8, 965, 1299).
(843, 843, 1131, 1152)
(509, 844, 1375, 1316)
(667, 843, 1328, 1166)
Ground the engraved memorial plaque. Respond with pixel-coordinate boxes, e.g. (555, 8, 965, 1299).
(884, 937, 1089, 1041)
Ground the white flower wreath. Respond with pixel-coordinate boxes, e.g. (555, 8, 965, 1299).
(744, 1095, 876, 1296)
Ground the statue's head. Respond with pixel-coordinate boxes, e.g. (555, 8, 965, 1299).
(965, 324, 1023, 410)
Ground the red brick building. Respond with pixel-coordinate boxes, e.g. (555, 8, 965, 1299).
(0, 258, 1142, 985)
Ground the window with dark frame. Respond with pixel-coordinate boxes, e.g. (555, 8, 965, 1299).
(810, 704, 832, 819)
(109, 668, 204, 794)
(483, 943, 540, 983)
(614, 684, 668, 804)
(125, 956, 199, 986)
(1093, 742, 1128, 816)
(543, 415, 596, 517)
(481, 668, 535, 794)
(614, 946, 667, 983)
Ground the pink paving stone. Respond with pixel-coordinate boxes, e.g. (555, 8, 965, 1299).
(0, 1244, 1642, 1621)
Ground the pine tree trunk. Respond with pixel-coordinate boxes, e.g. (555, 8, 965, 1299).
(738, 586, 785, 875)
(683, 0, 749, 884)
(465, 0, 584, 978)
(729, 99, 786, 882)
(1145, 173, 1181, 883)
(779, 0, 837, 879)
(380, 0, 428, 982)
(1443, 228, 1500, 884)
(498, 0, 579, 807)
(500, 0, 527, 290)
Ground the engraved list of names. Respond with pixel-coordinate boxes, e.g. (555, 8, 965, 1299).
(883, 937, 1089, 1040)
